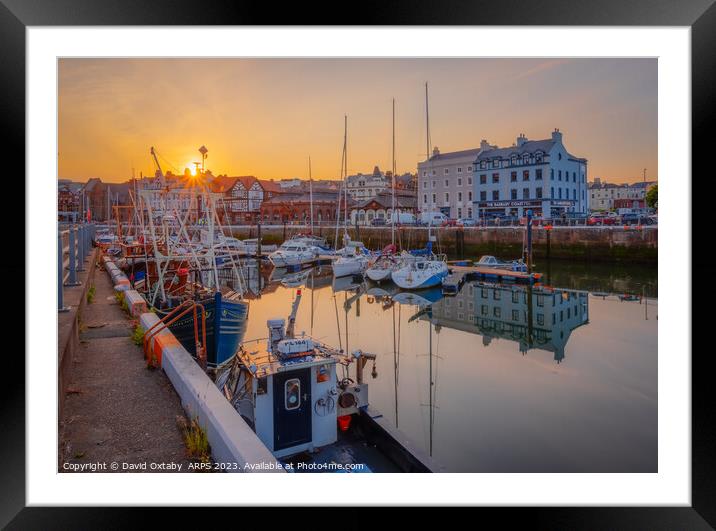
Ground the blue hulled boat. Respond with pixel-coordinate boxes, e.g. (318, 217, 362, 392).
(167, 291, 249, 368)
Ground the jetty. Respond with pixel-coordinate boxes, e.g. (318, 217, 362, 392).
(442, 264, 541, 294)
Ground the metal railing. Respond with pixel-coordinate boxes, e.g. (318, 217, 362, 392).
(58, 223, 96, 312)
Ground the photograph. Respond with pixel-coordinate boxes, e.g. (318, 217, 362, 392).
(56, 57, 658, 474)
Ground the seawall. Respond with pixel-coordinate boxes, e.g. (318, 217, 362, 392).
(229, 225, 658, 264)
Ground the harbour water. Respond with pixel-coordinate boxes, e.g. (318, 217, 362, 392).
(243, 260, 657, 473)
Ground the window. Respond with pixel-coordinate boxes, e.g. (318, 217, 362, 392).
(481, 288, 488, 299)
(457, 167, 463, 173)
(559, 188, 562, 199)
(432, 193, 436, 203)
(480, 191, 487, 201)
(573, 172, 576, 183)
(573, 189, 577, 200)
(511, 171, 517, 182)
(512, 309, 520, 321)
(493, 289, 501, 301)
(558, 153, 562, 160)
(512, 291, 519, 303)
(536, 188, 543, 199)
(523, 154, 529, 164)
(480, 174, 487, 184)
(458, 192, 462, 201)
(511, 155, 517, 165)
(468, 177, 472, 185)
(492, 173, 499, 183)
(551, 187, 554, 198)
(523, 170, 529, 181)
(523, 188, 530, 199)
(492, 159, 499, 168)
(481, 161, 487, 169)
(468, 191, 473, 201)
(457, 178, 462, 186)
(445, 180, 449, 187)
(536, 169, 542, 180)
(423, 194, 427, 204)
(445, 193, 449, 202)
(558, 170, 562, 181)
(493, 307, 501, 318)
(422, 171, 427, 177)
(285, 378, 301, 410)
(537, 313, 544, 325)
(467, 208, 473, 217)
(492, 190, 499, 200)
(422, 181, 427, 189)
(535, 152, 543, 163)
(444, 168, 449, 175)
(468, 166, 473, 172)
(481, 305, 488, 315)
(457, 208, 462, 218)
(432, 169, 436, 175)
(551, 169, 554, 180)
(511, 189, 517, 200)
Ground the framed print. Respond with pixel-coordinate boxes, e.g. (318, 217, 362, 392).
(5, 0, 712, 527)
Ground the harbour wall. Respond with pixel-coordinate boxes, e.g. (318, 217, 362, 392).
(229, 225, 658, 264)
(140, 313, 285, 472)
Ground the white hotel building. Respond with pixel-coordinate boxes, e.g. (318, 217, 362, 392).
(473, 130, 588, 219)
(417, 142, 495, 220)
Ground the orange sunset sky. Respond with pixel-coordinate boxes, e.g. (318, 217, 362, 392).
(58, 58, 657, 184)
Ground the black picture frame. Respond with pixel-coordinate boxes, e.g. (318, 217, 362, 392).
(4, 0, 710, 527)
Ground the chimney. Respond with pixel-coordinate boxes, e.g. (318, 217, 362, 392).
(552, 128, 563, 142)
(432, 146, 440, 157)
(516, 133, 528, 147)
(480, 139, 490, 150)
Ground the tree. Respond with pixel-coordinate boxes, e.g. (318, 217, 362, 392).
(645, 184, 658, 209)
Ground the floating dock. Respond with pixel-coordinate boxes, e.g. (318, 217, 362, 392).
(442, 265, 541, 294)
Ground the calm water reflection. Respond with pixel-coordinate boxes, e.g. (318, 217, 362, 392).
(241, 262, 657, 472)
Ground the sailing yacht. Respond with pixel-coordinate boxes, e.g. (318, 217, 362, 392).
(333, 239, 371, 277)
(366, 98, 402, 283)
(390, 84, 449, 291)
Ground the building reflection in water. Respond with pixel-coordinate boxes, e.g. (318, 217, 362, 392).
(418, 281, 590, 364)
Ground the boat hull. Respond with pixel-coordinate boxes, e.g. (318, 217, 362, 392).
(365, 267, 393, 282)
(167, 292, 249, 368)
(332, 258, 368, 278)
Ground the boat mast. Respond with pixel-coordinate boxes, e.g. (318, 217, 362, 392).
(343, 115, 349, 242)
(308, 156, 314, 234)
(425, 82, 433, 249)
(334, 117, 347, 250)
(391, 98, 396, 247)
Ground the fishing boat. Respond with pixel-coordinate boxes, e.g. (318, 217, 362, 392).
(214, 288, 437, 471)
(166, 290, 249, 369)
(475, 255, 527, 272)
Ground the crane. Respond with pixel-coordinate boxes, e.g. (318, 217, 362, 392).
(149, 146, 166, 186)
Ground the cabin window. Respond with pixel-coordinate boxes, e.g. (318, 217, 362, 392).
(284, 378, 301, 410)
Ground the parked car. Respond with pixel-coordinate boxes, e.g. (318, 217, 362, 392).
(370, 217, 387, 226)
(587, 215, 617, 226)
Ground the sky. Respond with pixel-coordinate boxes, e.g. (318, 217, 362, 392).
(58, 58, 657, 184)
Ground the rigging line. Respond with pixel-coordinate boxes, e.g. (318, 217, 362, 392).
(333, 294, 343, 352)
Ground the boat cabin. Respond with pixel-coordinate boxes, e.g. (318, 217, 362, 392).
(222, 318, 371, 458)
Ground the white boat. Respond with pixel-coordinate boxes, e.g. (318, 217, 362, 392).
(391, 254, 448, 290)
(475, 255, 527, 272)
(332, 241, 370, 277)
(268, 242, 320, 267)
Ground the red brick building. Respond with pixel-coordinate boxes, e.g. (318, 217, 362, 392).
(260, 190, 351, 224)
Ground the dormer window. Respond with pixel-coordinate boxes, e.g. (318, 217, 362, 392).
(480, 161, 487, 169)
(492, 159, 499, 168)
(511, 155, 517, 165)
(522, 154, 529, 164)
(535, 152, 543, 163)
